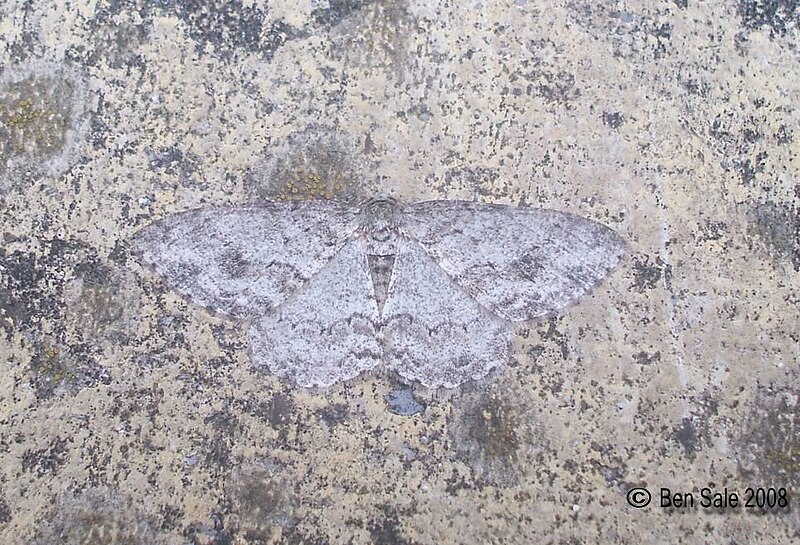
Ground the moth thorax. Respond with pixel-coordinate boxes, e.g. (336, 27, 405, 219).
(361, 198, 401, 256)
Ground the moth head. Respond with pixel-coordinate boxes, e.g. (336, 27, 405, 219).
(360, 197, 402, 255)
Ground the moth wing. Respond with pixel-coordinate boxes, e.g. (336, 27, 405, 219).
(401, 201, 625, 322)
(131, 201, 359, 319)
(382, 239, 511, 389)
(249, 237, 382, 388)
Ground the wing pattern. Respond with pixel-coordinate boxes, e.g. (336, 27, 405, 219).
(132, 201, 359, 319)
(249, 237, 382, 388)
(133, 199, 625, 388)
(400, 201, 626, 321)
(382, 239, 511, 389)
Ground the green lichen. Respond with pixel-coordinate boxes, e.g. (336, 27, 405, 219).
(270, 169, 348, 202)
(34, 490, 172, 545)
(31, 345, 77, 391)
(449, 390, 528, 486)
(0, 74, 75, 168)
(67, 277, 130, 339)
(29, 341, 107, 399)
(467, 395, 522, 461)
(228, 463, 295, 543)
(321, 0, 418, 79)
(247, 129, 369, 203)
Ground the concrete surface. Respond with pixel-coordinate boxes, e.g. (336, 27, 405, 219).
(0, 1, 798, 544)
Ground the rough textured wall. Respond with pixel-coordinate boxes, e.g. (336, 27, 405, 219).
(0, 1, 798, 544)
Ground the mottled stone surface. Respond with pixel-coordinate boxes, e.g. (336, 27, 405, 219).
(0, 1, 798, 544)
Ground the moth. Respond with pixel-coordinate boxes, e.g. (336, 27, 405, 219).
(132, 198, 625, 389)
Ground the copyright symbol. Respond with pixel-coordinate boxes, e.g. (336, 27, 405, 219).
(627, 487, 651, 508)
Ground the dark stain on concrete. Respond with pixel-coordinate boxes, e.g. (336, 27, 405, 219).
(448, 389, 546, 487)
(0, 495, 10, 525)
(602, 111, 625, 129)
(318, 402, 350, 428)
(184, 513, 234, 545)
(565, 4, 675, 61)
(266, 392, 295, 428)
(747, 200, 799, 270)
(177, 0, 267, 55)
(774, 124, 794, 145)
(203, 409, 242, 469)
(633, 350, 661, 366)
(21, 437, 69, 477)
(95, 0, 302, 60)
(537, 70, 580, 105)
(66, 265, 141, 344)
(367, 504, 418, 545)
(228, 463, 295, 542)
(29, 341, 109, 399)
(0, 239, 138, 396)
(80, 8, 150, 68)
(312, 0, 376, 28)
(631, 255, 670, 291)
(736, 384, 799, 489)
(145, 146, 199, 182)
(1, 239, 99, 334)
(695, 219, 728, 243)
(673, 418, 700, 459)
(735, 151, 768, 186)
(737, 1, 799, 37)
(538, 317, 572, 362)
(670, 392, 720, 461)
(438, 166, 519, 200)
(33, 489, 170, 545)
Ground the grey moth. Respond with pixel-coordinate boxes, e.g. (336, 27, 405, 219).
(132, 198, 625, 389)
